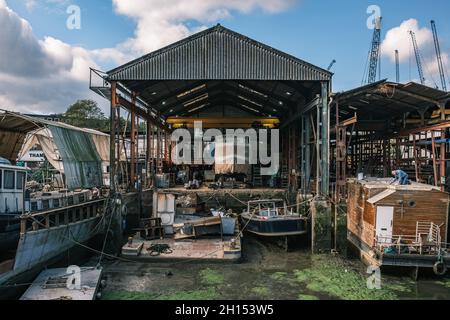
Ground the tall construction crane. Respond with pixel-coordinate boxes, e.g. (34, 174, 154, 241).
(431, 20, 447, 91)
(367, 17, 382, 84)
(395, 50, 400, 83)
(409, 30, 426, 85)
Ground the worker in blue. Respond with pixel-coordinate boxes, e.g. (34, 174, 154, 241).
(391, 170, 411, 185)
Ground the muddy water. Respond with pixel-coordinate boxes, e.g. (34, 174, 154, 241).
(100, 236, 450, 300)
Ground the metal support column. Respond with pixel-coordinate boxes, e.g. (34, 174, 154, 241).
(146, 119, 151, 187)
(130, 93, 137, 190)
(320, 82, 330, 196)
(440, 129, 446, 191)
(110, 81, 117, 192)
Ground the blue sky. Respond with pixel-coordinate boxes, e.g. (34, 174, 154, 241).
(1, 0, 449, 113)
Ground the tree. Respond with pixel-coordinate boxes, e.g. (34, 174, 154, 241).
(62, 100, 109, 131)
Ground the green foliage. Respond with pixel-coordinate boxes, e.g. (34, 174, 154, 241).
(62, 99, 109, 131)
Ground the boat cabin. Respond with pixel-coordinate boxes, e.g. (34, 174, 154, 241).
(347, 178, 449, 264)
(247, 199, 288, 217)
(0, 164, 27, 215)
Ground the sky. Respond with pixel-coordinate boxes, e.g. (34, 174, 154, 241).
(0, 0, 449, 115)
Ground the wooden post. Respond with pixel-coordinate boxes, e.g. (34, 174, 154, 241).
(311, 199, 332, 254)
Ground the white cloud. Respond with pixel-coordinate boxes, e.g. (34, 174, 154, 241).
(0, 0, 296, 114)
(381, 19, 433, 64)
(0, 2, 107, 114)
(112, 0, 297, 54)
(382, 19, 450, 89)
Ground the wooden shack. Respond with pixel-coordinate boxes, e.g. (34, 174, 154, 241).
(347, 178, 450, 271)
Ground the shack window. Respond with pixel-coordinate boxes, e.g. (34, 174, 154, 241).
(4, 170, 15, 190)
(16, 171, 25, 190)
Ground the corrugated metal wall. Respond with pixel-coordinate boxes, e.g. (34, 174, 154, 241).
(49, 126, 103, 190)
(108, 26, 331, 81)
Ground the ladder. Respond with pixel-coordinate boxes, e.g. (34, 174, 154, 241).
(281, 165, 289, 188)
(252, 165, 262, 187)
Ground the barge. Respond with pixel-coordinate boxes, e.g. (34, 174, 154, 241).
(347, 178, 450, 277)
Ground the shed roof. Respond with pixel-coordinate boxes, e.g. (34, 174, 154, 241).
(332, 80, 450, 123)
(107, 24, 332, 82)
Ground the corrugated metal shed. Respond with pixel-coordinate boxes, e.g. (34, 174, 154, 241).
(107, 24, 331, 81)
(333, 80, 450, 122)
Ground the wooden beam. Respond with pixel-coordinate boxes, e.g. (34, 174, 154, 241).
(341, 113, 358, 127)
(397, 121, 450, 136)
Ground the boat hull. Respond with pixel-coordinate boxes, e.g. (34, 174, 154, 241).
(240, 215, 308, 237)
(0, 198, 110, 300)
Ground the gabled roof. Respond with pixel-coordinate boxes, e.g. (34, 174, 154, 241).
(107, 24, 332, 81)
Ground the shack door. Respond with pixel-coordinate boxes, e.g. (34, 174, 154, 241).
(375, 206, 394, 244)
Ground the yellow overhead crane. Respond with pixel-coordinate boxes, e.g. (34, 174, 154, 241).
(166, 117, 280, 129)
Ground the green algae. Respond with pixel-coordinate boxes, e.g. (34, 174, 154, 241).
(292, 255, 398, 300)
(251, 286, 270, 297)
(157, 288, 219, 300)
(298, 294, 319, 300)
(101, 291, 160, 300)
(102, 288, 219, 301)
(384, 281, 414, 294)
(434, 278, 450, 288)
(270, 271, 288, 281)
(199, 268, 225, 286)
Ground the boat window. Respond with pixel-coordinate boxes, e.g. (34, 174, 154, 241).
(0, 170, 2, 189)
(260, 209, 277, 217)
(4, 170, 15, 190)
(16, 171, 25, 190)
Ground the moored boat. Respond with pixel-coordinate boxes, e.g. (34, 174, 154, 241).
(240, 199, 308, 237)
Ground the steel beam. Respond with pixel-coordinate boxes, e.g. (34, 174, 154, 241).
(130, 93, 137, 190)
(320, 82, 330, 196)
(110, 81, 117, 192)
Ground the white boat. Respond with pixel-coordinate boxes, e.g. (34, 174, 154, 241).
(0, 163, 28, 251)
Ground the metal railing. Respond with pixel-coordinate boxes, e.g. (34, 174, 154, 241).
(374, 221, 447, 256)
(20, 199, 105, 234)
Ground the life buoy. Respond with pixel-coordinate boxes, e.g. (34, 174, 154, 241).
(433, 261, 447, 276)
